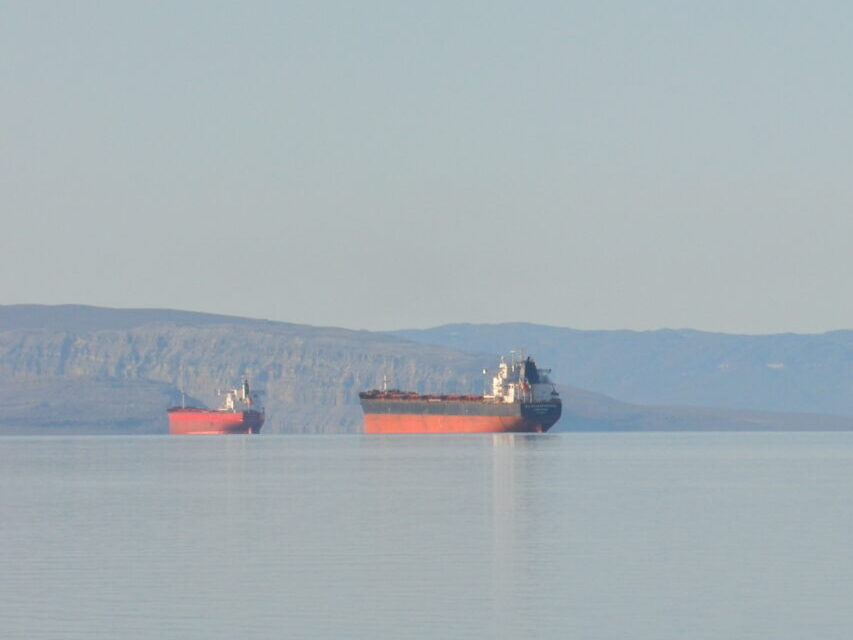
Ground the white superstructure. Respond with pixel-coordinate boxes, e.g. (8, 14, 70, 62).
(220, 379, 263, 411)
(486, 356, 560, 404)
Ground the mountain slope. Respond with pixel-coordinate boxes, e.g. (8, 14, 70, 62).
(3, 305, 853, 434)
(556, 385, 853, 432)
(0, 305, 486, 434)
(392, 323, 853, 417)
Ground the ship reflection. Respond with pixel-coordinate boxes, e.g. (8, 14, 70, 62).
(352, 431, 558, 634)
(488, 433, 556, 637)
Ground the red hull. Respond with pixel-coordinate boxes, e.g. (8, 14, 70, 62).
(167, 408, 264, 435)
(363, 414, 546, 434)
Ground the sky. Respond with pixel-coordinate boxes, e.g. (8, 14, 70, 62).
(2, 1, 851, 333)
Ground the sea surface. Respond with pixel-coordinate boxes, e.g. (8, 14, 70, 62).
(1, 432, 852, 639)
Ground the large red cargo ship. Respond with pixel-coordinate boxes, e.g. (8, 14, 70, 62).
(359, 356, 561, 434)
(167, 380, 264, 435)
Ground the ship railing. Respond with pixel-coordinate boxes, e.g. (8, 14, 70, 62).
(359, 391, 488, 402)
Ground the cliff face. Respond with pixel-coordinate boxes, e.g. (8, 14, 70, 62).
(0, 306, 486, 433)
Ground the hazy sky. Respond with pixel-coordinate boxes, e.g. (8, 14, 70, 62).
(2, 1, 851, 333)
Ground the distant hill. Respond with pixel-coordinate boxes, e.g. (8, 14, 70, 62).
(2, 305, 853, 434)
(0, 378, 188, 434)
(0, 304, 263, 332)
(0, 305, 486, 434)
(392, 323, 853, 417)
(556, 384, 853, 432)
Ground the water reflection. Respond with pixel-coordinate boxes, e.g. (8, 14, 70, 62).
(5, 434, 853, 639)
(487, 434, 556, 638)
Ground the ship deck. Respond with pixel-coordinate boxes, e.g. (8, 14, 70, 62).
(359, 391, 492, 403)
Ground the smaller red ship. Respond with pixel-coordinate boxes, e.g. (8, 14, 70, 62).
(167, 379, 264, 435)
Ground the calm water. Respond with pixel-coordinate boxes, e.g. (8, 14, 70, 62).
(2, 433, 852, 639)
